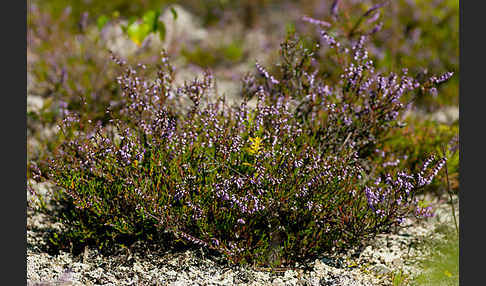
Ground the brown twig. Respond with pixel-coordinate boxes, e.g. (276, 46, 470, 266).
(442, 145, 459, 236)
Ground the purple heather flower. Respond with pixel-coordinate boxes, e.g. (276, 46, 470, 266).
(255, 61, 279, 84)
(211, 238, 220, 246)
(415, 206, 434, 218)
(301, 15, 331, 27)
(430, 72, 454, 84)
(322, 31, 339, 47)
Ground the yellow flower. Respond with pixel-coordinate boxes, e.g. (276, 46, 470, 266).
(131, 37, 142, 47)
(247, 136, 263, 155)
(444, 270, 453, 278)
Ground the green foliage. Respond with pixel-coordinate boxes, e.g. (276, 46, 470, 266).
(42, 183, 161, 254)
(34, 0, 176, 31)
(122, 9, 167, 46)
(220, 40, 245, 63)
(181, 45, 217, 67)
(391, 269, 408, 286)
(96, 15, 110, 31)
(181, 40, 245, 67)
(412, 224, 459, 286)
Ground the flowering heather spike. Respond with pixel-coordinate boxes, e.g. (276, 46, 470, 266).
(429, 72, 454, 85)
(255, 61, 279, 84)
(179, 231, 209, 247)
(363, 0, 391, 17)
(366, 11, 381, 24)
(331, 0, 340, 17)
(369, 22, 384, 35)
(417, 156, 447, 187)
(109, 50, 126, 66)
(320, 31, 340, 48)
(301, 15, 331, 28)
(415, 205, 434, 218)
(448, 135, 459, 153)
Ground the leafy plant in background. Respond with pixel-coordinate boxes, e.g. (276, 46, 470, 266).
(29, 20, 453, 267)
(32, 0, 176, 31)
(96, 7, 178, 47)
(33, 0, 275, 30)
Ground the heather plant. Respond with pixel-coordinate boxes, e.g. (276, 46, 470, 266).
(28, 5, 122, 124)
(243, 28, 452, 172)
(376, 117, 459, 196)
(28, 0, 458, 132)
(250, 14, 458, 194)
(30, 22, 452, 267)
(27, 4, 178, 165)
(295, 0, 458, 110)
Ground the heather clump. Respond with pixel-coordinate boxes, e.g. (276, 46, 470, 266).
(27, 3, 185, 166)
(29, 24, 452, 267)
(244, 29, 452, 170)
(299, 0, 458, 110)
(376, 117, 459, 196)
